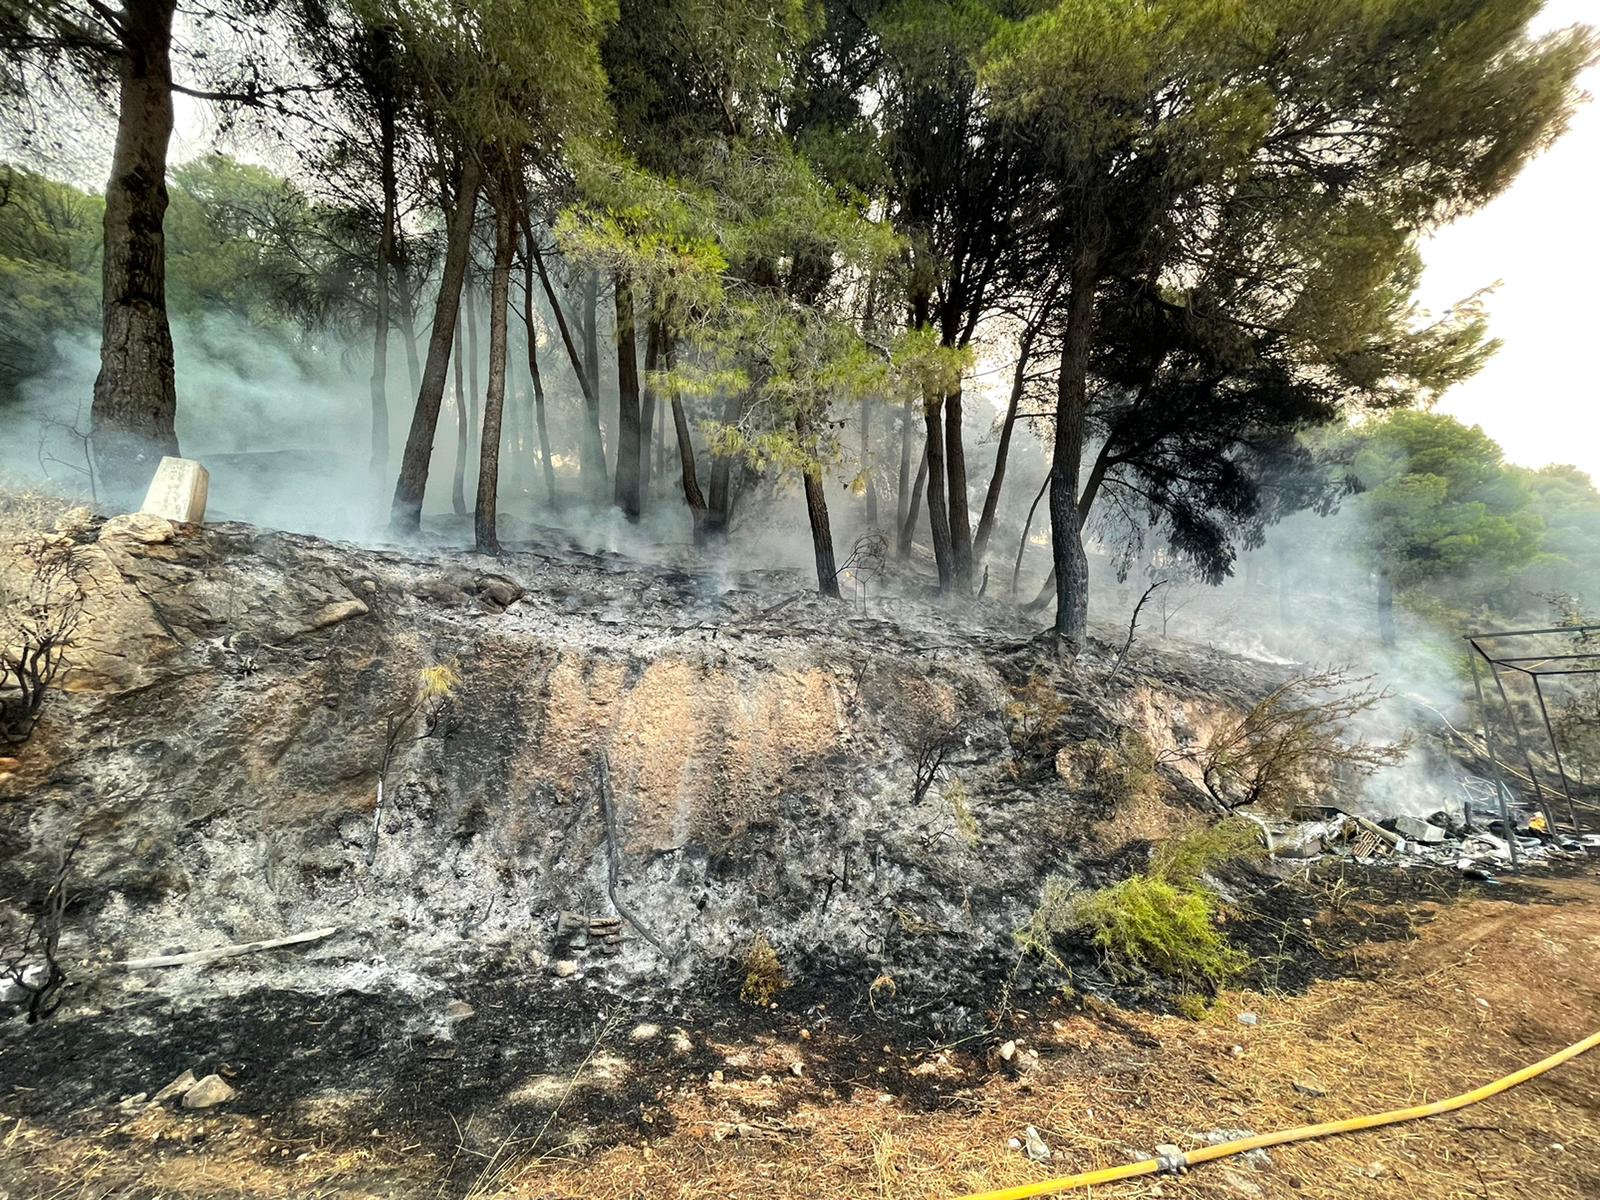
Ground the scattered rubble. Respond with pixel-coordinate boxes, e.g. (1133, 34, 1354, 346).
(180, 1074, 237, 1109)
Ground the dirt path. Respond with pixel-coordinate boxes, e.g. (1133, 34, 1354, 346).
(5, 866, 1600, 1200)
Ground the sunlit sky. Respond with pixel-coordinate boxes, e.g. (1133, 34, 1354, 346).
(1419, 0, 1599, 481)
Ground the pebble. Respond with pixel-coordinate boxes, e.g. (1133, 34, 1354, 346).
(1237, 1012, 1258, 1027)
(1024, 1126, 1052, 1162)
(443, 1000, 474, 1022)
(181, 1074, 236, 1109)
(1007, 1137, 1023, 1152)
(1230, 1044, 1245, 1057)
(629, 1022, 661, 1042)
(552, 960, 578, 978)
(1000, 1040, 1018, 1061)
(152, 1069, 198, 1104)
(789, 1061, 804, 1077)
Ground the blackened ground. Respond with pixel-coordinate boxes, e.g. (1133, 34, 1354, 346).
(5, 860, 1582, 1198)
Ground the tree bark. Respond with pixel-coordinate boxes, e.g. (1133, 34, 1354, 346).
(922, 393, 955, 590)
(465, 276, 481, 491)
(474, 171, 514, 553)
(973, 327, 1037, 562)
(798, 412, 841, 598)
(612, 274, 642, 519)
(390, 154, 482, 533)
(945, 382, 973, 590)
(522, 215, 602, 485)
(896, 396, 914, 531)
(898, 440, 928, 560)
(451, 301, 467, 517)
(91, 0, 180, 504)
(1049, 246, 1101, 652)
(1013, 469, 1051, 596)
(521, 235, 557, 507)
(640, 320, 662, 499)
(579, 270, 607, 500)
(665, 335, 708, 525)
(706, 390, 742, 535)
(368, 94, 396, 477)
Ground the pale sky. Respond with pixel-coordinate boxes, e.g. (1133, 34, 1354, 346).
(1420, 0, 1600, 480)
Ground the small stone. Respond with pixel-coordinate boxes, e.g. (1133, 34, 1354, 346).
(630, 1022, 661, 1042)
(799, 1028, 812, 1040)
(118, 1092, 149, 1111)
(999, 1039, 1017, 1061)
(443, 1000, 475, 1022)
(181, 1074, 236, 1109)
(1237, 1012, 1258, 1027)
(1292, 1080, 1327, 1098)
(552, 960, 579, 978)
(710, 1070, 724, 1084)
(1475, 997, 1490, 1009)
(1156, 1143, 1183, 1159)
(789, 1061, 804, 1077)
(1024, 1126, 1052, 1163)
(876, 1093, 895, 1105)
(1550, 1143, 1565, 1153)
(153, 1069, 198, 1104)
(1230, 1045, 1245, 1058)
(1007, 1137, 1023, 1152)
(308, 598, 369, 630)
(1364, 1161, 1387, 1179)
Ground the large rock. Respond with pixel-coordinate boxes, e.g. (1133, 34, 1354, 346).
(139, 457, 209, 524)
(180, 1074, 236, 1109)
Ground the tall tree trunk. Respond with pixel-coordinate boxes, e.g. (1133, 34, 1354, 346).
(368, 87, 397, 478)
(390, 154, 482, 533)
(797, 412, 841, 598)
(451, 302, 467, 517)
(521, 237, 557, 507)
(579, 271, 607, 500)
(665, 335, 708, 525)
(395, 233, 423, 395)
(859, 394, 879, 527)
(1049, 246, 1101, 652)
(474, 174, 514, 554)
(640, 320, 662, 499)
(522, 212, 603, 492)
(922, 393, 955, 590)
(898, 440, 928, 560)
(706, 391, 742, 534)
(612, 274, 642, 519)
(973, 329, 1037, 562)
(945, 382, 973, 590)
(896, 396, 914, 531)
(91, 0, 179, 504)
(465, 278, 481, 492)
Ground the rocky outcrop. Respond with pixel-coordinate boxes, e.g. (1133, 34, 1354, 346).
(1, 516, 1300, 1011)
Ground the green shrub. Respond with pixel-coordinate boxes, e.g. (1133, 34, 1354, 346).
(1074, 874, 1247, 991)
(1150, 817, 1265, 887)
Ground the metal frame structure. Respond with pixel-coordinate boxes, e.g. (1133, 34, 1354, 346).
(1465, 623, 1600, 842)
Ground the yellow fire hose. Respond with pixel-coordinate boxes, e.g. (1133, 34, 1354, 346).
(955, 1028, 1600, 1200)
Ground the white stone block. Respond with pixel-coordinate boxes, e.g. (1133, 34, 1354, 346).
(138, 456, 209, 524)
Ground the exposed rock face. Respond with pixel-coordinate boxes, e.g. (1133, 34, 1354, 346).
(0, 517, 1295, 1007)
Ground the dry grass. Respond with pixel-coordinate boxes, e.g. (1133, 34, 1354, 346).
(4, 873, 1599, 1200)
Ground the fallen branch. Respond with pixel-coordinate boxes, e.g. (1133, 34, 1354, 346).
(596, 753, 680, 962)
(110, 926, 341, 971)
(1105, 580, 1167, 690)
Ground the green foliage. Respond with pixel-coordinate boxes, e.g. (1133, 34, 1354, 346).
(1018, 821, 1261, 992)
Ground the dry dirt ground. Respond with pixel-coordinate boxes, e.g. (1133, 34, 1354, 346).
(5, 864, 1600, 1200)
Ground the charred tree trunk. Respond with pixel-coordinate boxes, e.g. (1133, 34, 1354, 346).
(612, 274, 642, 520)
(973, 328, 1037, 562)
(474, 172, 515, 554)
(922, 393, 956, 591)
(90, 0, 180, 503)
(390, 154, 482, 533)
(522, 213, 603, 499)
(520, 237, 557, 507)
(898, 440, 928, 560)
(1049, 246, 1101, 653)
(797, 412, 841, 598)
(945, 383, 973, 590)
(451, 304, 467, 517)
